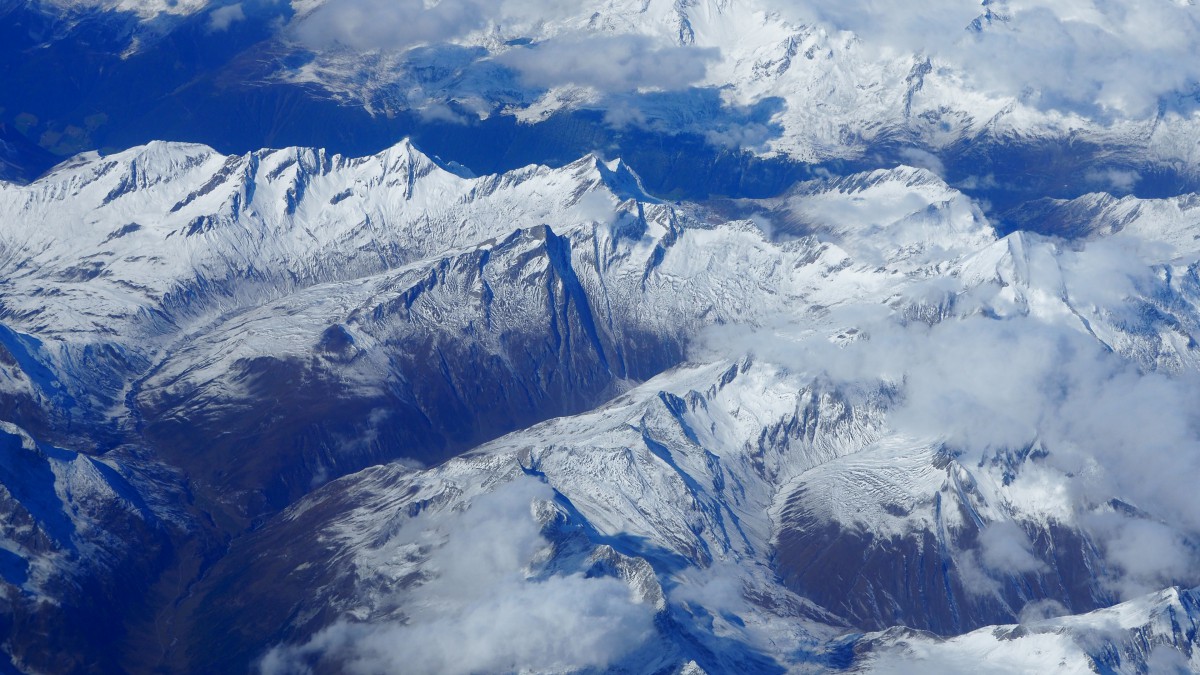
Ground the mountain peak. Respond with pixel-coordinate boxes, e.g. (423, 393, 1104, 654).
(370, 137, 465, 182)
(563, 152, 656, 203)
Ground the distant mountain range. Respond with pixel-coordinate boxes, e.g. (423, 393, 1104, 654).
(4, 0, 1200, 207)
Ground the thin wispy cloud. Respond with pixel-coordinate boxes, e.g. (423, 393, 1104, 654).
(497, 34, 718, 92)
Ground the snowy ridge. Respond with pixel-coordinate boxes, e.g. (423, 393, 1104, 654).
(1005, 190, 1200, 261)
(0, 139, 672, 462)
(0, 139, 652, 340)
(855, 586, 1200, 674)
(0, 421, 153, 585)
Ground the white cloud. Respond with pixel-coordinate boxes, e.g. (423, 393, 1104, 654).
(260, 575, 652, 675)
(293, 0, 482, 50)
(259, 478, 654, 674)
(696, 235, 1200, 595)
(497, 34, 718, 93)
(703, 120, 778, 151)
(669, 562, 749, 616)
(1145, 644, 1194, 674)
(291, 0, 576, 51)
(789, 0, 1200, 116)
(1083, 167, 1142, 193)
(1017, 598, 1070, 623)
(1087, 515, 1200, 599)
(896, 148, 946, 177)
(207, 2, 245, 32)
(978, 521, 1045, 574)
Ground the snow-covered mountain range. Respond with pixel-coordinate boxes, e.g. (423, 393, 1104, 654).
(6, 0, 1200, 209)
(1, 137, 1200, 672)
(276, 0, 1200, 164)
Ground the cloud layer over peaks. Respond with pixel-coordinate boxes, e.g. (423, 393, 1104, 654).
(283, 0, 1200, 154)
(497, 34, 718, 92)
(293, 0, 493, 50)
(792, 0, 1200, 116)
(258, 479, 655, 675)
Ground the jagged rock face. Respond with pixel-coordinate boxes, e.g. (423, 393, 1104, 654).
(0, 423, 178, 675)
(775, 450, 1114, 635)
(131, 222, 688, 517)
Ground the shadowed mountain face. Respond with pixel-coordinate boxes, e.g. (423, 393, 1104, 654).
(0, 124, 55, 183)
(774, 458, 1114, 636)
(133, 225, 687, 520)
(0, 422, 179, 674)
